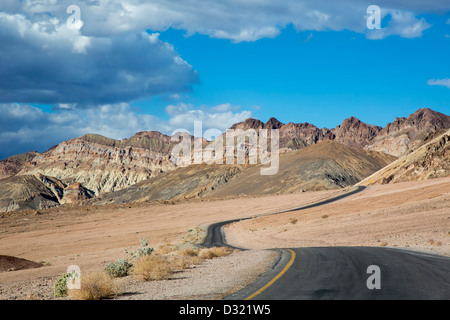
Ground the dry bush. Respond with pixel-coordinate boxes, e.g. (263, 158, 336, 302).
(156, 244, 177, 255)
(131, 254, 174, 281)
(428, 239, 442, 246)
(198, 247, 234, 259)
(198, 248, 215, 259)
(69, 271, 121, 300)
(178, 247, 200, 257)
(167, 255, 199, 271)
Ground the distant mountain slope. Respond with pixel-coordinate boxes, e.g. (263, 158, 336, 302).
(0, 175, 61, 212)
(358, 129, 450, 186)
(207, 140, 396, 197)
(0, 107, 448, 212)
(0, 173, 95, 212)
(97, 164, 245, 204)
(0, 133, 181, 195)
(364, 108, 450, 157)
(97, 141, 396, 204)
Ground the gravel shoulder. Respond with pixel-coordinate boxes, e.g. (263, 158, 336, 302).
(115, 249, 278, 300)
(0, 249, 278, 300)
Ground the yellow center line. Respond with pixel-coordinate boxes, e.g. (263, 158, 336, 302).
(245, 249, 296, 300)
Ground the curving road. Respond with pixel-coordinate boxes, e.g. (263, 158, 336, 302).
(231, 247, 450, 300)
(201, 187, 450, 300)
(201, 186, 366, 249)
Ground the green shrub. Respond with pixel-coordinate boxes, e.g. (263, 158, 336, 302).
(54, 272, 77, 297)
(104, 259, 133, 278)
(125, 238, 154, 259)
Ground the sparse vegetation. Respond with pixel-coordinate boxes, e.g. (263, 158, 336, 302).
(68, 271, 121, 300)
(104, 259, 133, 278)
(131, 254, 174, 281)
(178, 247, 200, 257)
(198, 246, 234, 259)
(427, 239, 442, 246)
(54, 271, 78, 297)
(125, 237, 154, 259)
(290, 217, 298, 225)
(156, 243, 177, 254)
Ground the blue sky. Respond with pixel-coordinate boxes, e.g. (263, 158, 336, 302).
(156, 18, 450, 128)
(0, 1, 449, 159)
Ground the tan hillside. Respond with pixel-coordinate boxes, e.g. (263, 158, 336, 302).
(97, 140, 396, 204)
(365, 108, 450, 157)
(358, 128, 450, 186)
(208, 140, 396, 197)
(0, 175, 61, 212)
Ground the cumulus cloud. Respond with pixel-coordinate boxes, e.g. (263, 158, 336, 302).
(0, 102, 252, 159)
(166, 103, 252, 134)
(0, 0, 444, 107)
(366, 10, 431, 40)
(3, 1, 447, 42)
(427, 78, 450, 88)
(0, 12, 198, 105)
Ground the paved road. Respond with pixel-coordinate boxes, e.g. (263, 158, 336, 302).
(233, 247, 450, 300)
(201, 186, 366, 249)
(201, 187, 450, 300)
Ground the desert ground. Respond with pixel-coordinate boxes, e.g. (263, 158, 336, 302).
(0, 176, 449, 299)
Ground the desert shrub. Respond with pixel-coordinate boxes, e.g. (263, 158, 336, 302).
(54, 271, 78, 297)
(125, 238, 154, 259)
(68, 271, 121, 300)
(198, 246, 234, 259)
(198, 248, 215, 259)
(157, 244, 177, 254)
(210, 246, 234, 257)
(178, 247, 199, 257)
(167, 255, 192, 271)
(131, 254, 174, 281)
(104, 259, 133, 278)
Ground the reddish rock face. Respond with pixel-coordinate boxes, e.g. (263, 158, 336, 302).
(0, 108, 448, 212)
(0, 151, 39, 179)
(229, 118, 264, 131)
(366, 108, 450, 156)
(333, 116, 383, 149)
(264, 117, 284, 129)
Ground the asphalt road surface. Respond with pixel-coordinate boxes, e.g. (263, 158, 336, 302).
(233, 247, 450, 300)
(201, 187, 450, 300)
(201, 186, 366, 249)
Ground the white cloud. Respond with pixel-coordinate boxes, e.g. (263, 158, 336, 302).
(0, 11, 198, 105)
(4, 0, 446, 43)
(165, 103, 252, 133)
(427, 78, 450, 88)
(366, 10, 431, 40)
(0, 102, 252, 159)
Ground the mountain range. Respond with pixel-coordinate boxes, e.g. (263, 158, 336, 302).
(0, 107, 449, 212)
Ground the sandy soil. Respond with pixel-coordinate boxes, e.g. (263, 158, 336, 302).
(226, 177, 450, 256)
(0, 177, 449, 299)
(0, 189, 337, 299)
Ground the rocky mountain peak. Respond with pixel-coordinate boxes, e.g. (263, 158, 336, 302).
(229, 118, 264, 131)
(334, 117, 382, 149)
(264, 117, 284, 129)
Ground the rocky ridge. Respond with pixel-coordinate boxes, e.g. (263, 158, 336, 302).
(0, 107, 449, 212)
